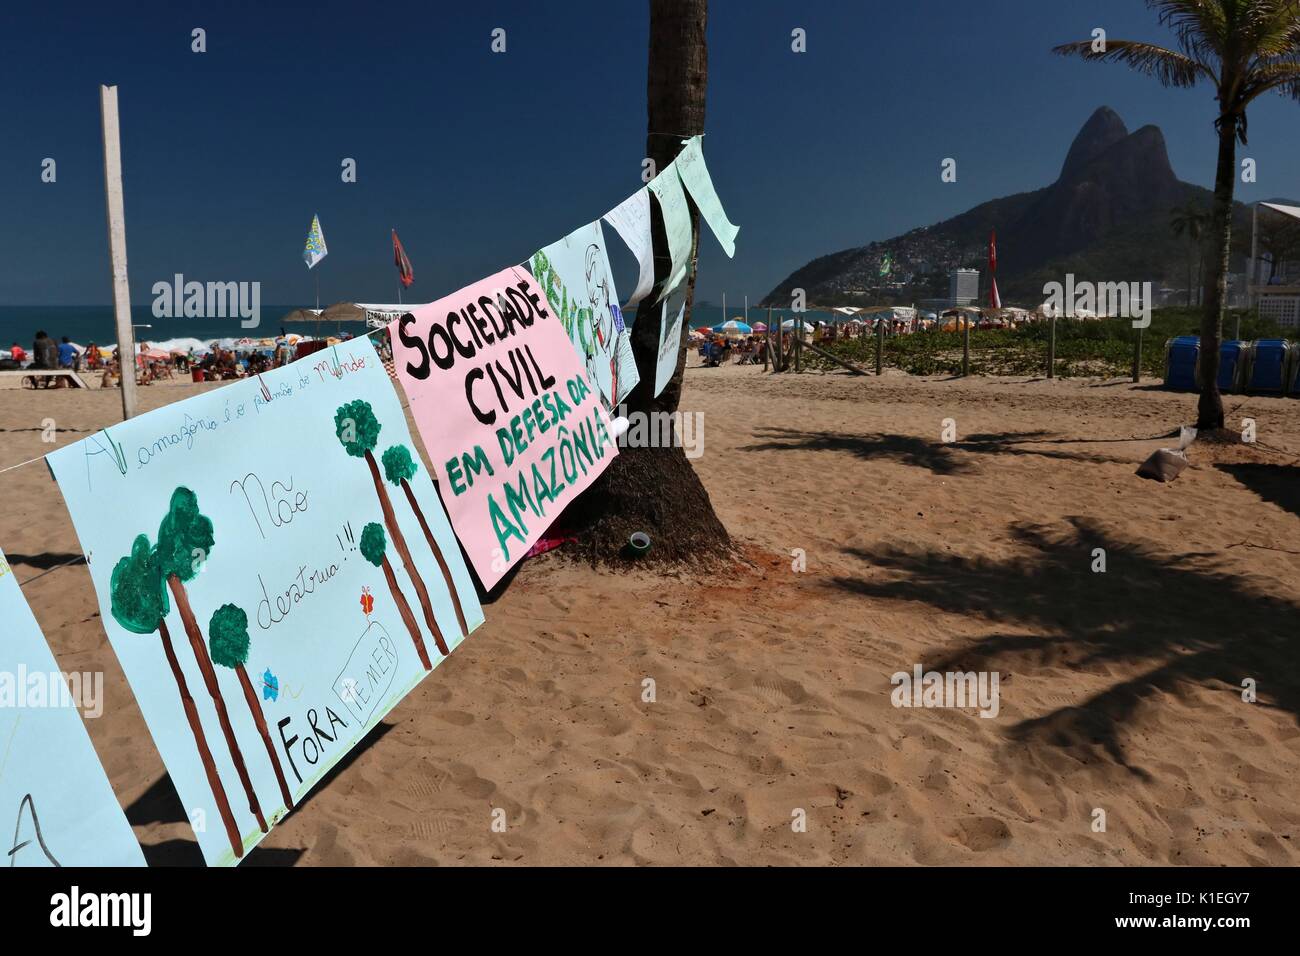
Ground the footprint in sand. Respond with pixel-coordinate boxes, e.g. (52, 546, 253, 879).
(949, 815, 1013, 852)
(408, 818, 462, 841)
(753, 675, 808, 704)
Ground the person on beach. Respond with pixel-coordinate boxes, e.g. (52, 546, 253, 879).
(10, 342, 27, 365)
(58, 336, 77, 369)
(32, 331, 57, 369)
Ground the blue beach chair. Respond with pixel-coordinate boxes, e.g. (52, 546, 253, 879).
(1163, 336, 1199, 391)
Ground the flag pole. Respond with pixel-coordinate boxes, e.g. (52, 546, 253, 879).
(99, 85, 138, 420)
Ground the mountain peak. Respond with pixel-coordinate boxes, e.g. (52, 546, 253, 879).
(1060, 106, 1130, 181)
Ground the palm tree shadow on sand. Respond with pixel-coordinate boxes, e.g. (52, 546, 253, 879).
(739, 428, 1142, 475)
(1217, 463, 1300, 521)
(831, 517, 1300, 778)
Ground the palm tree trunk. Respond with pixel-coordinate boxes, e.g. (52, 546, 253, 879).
(235, 663, 294, 811)
(158, 618, 243, 859)
(400, 477, 467, 640)
(381, 555, 432, 669)
(167, 574, 267, 834)
(363, 451, 447, 657)
(1198, 114, 1237, 430)
(564, 0, 730, 565)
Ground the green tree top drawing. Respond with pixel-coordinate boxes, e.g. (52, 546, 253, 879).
(359, 521, 387, 567)
(208, 603, 250, 669)
(157, 487, 215, 582)
(335, 399, 382, 457)
(381, 444, 418, 485)
(110, 534, 170, 633)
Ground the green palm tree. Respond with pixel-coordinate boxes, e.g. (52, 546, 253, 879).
(359, 521, 432, 670)
(1170, 201, 1211, 305)
(111, 533, 243, 860)
(1055, 0, 1300, 429)
(334, 400, 446, 656)
(208, 603, 295, 812)
(381, 443, 464, 648)
(157, 486, 266, 835)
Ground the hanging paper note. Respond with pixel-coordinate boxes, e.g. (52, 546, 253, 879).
(654, 295, 686, 398)
(392, 266, 618, 589)
(47, 336, 483, 866)
(529, 220, 640, 411)
(647, 161, 693, 297)
(0, 548, 145, 866)
(602, 189, 655, 307)
(675, 136, 738, 258)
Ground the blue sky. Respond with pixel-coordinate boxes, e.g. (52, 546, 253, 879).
(2, 0, 1298, 307)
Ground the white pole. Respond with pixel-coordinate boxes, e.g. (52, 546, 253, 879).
(1249, 202, 1259, 309)
(100, 85, 138, 420)
(744, 295, 748, 326)
(722, 291, 725, 323)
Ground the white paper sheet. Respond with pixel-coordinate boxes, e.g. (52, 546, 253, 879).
(602, 189, 655, 308)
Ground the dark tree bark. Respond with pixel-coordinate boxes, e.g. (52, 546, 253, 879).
(159, 618, 243, 859)
(235, 663, 295, 811)
(1198, 111, 1238, 431)
(167, 574, 266, 835)
(567, 0, 731, 566)
(365, 450, 448, 656)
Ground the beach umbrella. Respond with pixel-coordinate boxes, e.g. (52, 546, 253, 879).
(752, 322, 768, 333)
(713, 320, 752, 336)
(693, 326, 713, 336)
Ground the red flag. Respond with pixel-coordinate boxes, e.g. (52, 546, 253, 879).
(988, 230, 1001, 309)
(392, 229, 414, 288)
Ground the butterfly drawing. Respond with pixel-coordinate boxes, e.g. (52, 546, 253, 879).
(262, 668, 279, 702)
(360, 586, 374, 615)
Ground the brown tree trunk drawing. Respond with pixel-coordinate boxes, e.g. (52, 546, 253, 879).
(379, 555, 432, 669)
(399, 477, 468, 639)
(234, 663, 294, 811)
(158, 618, 243, 859)
(168, 574, 268, 834)
(364, 450, 449, 657)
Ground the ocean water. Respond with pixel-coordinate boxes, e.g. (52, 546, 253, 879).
(0, 302, 842, 350)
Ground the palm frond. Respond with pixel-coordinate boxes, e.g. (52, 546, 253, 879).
(1052, 38, 1208, 86)
(1243, 60, 1300, 99)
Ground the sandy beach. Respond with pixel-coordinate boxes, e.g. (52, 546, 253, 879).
(3, 362, 1298, 866)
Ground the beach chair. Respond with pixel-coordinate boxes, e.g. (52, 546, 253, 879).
(1163, 336, 1199, 391)
(1246, 339, 1294, 393)
(0, 368, 90, 389)
(1216, 340, 1251, 393)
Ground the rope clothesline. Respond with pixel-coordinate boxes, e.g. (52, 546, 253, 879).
(0, 324, 394, 480)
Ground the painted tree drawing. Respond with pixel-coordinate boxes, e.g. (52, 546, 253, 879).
(209, 603, 295, 812)
(359, 521, 432, 670)
(110, 534, 243, 859)
(335, 400, 448, 657)
(381, 443, 465, 645)
(157, 487, 267, 835)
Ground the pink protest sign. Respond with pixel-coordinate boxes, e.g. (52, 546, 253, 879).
(391, 266, 617, 588)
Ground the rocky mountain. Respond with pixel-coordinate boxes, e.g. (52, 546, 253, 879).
(763, 107, 1248, 307)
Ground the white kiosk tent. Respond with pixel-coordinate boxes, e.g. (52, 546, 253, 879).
(1249, 201, 1300, 329)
